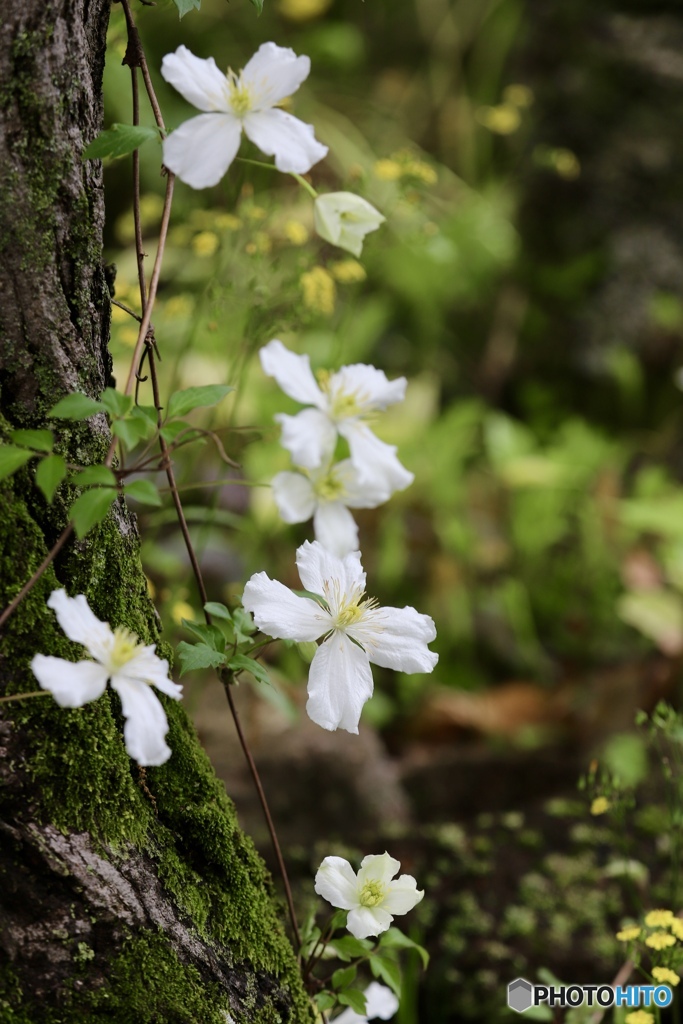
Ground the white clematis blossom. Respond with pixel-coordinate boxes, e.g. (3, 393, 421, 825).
(333, 982, 398, 1024)
(242, 540, 437, 733)
(259, 340, 414, 495)
(31, 590, 182, 766)
(314, 192, 385, 257)
(161, 43, 328, 189)
(315, 852, 424, 940)
(271, 457, 392, 557)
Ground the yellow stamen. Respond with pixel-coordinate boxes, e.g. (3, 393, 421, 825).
(109, 626, 142, 671)
(227, 71, 252, 117)
(359, 881, 385, 908)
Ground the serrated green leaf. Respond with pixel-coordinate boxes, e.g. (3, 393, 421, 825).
(167, 384, 233, 419)
(332, 965, 357, 990)
(380, 928, 430, 968)
(369, 954, 402, 998)
(0, 445, 35, 482)
(49, 393, 104, 420)
(69, 488, 117, 538)
(227, 654, 270, 685)
(11, 429, 53, 452)
(35, 454, 67, 502)
(76, 465, 117, 488)
(338, 990, 367, 1014)
(124, 479, 162, 506)
(176, 641, 226, 676)
(99, 388, 133, 418)
(204, 602, 233, 621)
(182, 620, 226, 652)
(172, 0, 201, 16)
(84, 123, 160, 160)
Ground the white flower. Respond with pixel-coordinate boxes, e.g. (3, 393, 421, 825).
(242, 541, 437, 733)
(259, 340, 414, 495)
(314, 192, 385, 257)
(315, 852, 424, 939)
(333, 982, 398, 1024)
(161, 43, 328, 189)
(31, 590, 182, 766)
(272, 458, 391, 557)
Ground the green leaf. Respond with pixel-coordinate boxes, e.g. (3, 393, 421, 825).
(167, 384, 233, 419)
(10, 429, 53, 452)
(35, 454, 67, 502)
(314, 993, 336, 1012)
(76, 465, 117, 488)
(69, 488, 117, 538)
(204, 602, 233, 622)
(176, 641, 226, 676)
(233, 607, 256, 635)
(338, 990, 367, 1014)
(369, 954, 402, 998)
(249, 0, 264, 12)
(159, 420, 192, 442)
(328, 936, 370, 962)
(99, 388, 134, 418)
(49, 393, 104, 420)
(84, 123, 160, 161)
(0, 445, 34, 482)
(172, 0, 201, 17)
(112, 417, 150, 451)
(331, 966, 357, 990)
(380, 928, 430, 968)
(124, 479, 162, 506)
(227, 654, 270, 685)
(182, 620, 226, 651)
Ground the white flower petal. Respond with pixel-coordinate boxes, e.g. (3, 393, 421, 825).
(241, 42, 311, 109)
(335, 460, 392, 508)
(347, 905, 393, 940)
(271, 471, 317, 524)
(118, 646, 182, 699)
(47, 590, 112, 657)
(382, 875, 425, 915)
(163, 113, 242, 189)
(30, 655, 109, 708)
(339, 420, 414, 492)
(242, 572, 329, 641)
(295, 540, 365, 600)
(357, 852, 401, 887)
(306, 631, 373, 733)
(243, 108, 327, 174)
(112, 677, 172, 766)
(314, 856, 359, 910)
(314, 193, 385, 257)
(161, 46, 230, 113)
(351, 605, 438, 674)
(260, 340, 325, 407)
(313, 502, 359, 557)
(331, 364, 407, 414)
(276, 408, 337, 470)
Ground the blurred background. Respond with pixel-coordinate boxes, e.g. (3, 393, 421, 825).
(103, 0, 683, 1018)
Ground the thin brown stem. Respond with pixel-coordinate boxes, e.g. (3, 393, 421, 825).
(0, 690, 51, 705)
(111, 298, 142, 322)
(0, 523, 74, 632)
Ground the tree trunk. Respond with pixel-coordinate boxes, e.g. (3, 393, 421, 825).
(0, 2, 310, 1021)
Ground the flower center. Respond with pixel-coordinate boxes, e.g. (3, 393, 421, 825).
(324, 581, 379, 633)
(313, 468, 346, 502)
(227, 71, 252, 117)
(108, 626, 142, 671)
(316, 370, 365, 421)
(359, 881, 385, 908)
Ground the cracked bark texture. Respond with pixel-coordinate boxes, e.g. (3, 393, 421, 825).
(0, 2, 310, 1021)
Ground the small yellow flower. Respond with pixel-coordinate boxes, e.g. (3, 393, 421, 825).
(616, 926, 641, 942)
(215, 213, 242, 231)
(625, 1012, 654, 1024)
(245, 231, 272, 256)
(192, 231, 220, 257)
(646, 931, 676, 950)
(329, 259, 367, 284)
(590, 797, 610, 816)
(645, 909, 675, 928)
(284, 220, 309, 246)
(164, 295, 194, 318)
(652, 967, 680, 986)
(300, 266, 336, 315)
(403, 160, 437, 185)
(503, 84, 534, 108)
(373, 159, 402, 182)
(476, 104, 521, 135)
(171, 601, 195, 626)
(246, 205, 267, 221)
(670, 918, 683, 940)
(277, 0, 332, 21)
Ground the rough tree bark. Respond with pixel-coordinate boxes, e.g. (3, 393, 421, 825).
(0, 2, 310, 1021)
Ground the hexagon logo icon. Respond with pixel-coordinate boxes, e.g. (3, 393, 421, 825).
(508, 978, 533, 1013)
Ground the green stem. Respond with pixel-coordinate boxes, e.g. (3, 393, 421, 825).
(0, 690, 51, 704)
(235, 157, 319, 199)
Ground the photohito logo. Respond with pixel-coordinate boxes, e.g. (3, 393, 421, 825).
(507, 978, 673, 1013)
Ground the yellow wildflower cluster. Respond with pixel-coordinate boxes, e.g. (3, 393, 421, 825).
(645, 909, 675, 928)
(476, 104, 521, 136)
(192, 231, 220, 257)
(373, 152, 437, 185)
(646, 930, 676, 950)
(329, 259, 367, 284)
(652, 966, 680, 986)
(301, 266, 336, 315)
(590, 796, 610, 816)
(245, 231, 272, 256)
(277, 0, 332, 21)
(215, 213, 242, 231)
(616, 926, 641, 942)
(624, 1012, 654, 1024)
(284, 220, 309, 246)
(171, 601, 195, 625)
